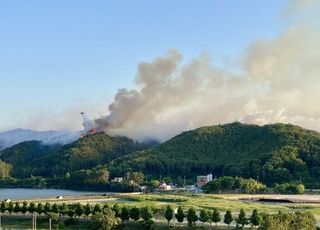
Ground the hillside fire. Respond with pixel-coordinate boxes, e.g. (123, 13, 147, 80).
(80, 112, 100, 138)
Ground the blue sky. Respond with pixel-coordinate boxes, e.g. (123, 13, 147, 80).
(0, 0, 289, 131)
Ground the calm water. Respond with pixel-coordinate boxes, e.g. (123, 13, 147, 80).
(0, 188, 102, 200)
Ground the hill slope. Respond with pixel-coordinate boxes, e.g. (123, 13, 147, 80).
(0, 140, 61, 177)
(2, 123, 320, 186)
(0, 133, 155, 178)
(109, 122, 320, 186)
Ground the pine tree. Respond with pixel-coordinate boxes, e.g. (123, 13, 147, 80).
(84, 203, 92, 217)
(75, 203, 83, 217)
(120, 206, 130, 223)
(67, 209, 75, 218)
(251, 209, 262, 228)
(112, 203, 121, 218)
(199, 209, 209, 225)
(211, 208, 221, 228)
(29, 202, 36, 214)
(224, 209, 233, 229)
(36, 203, 44, 215)
(59, 203, 68, 216)
(130, 207, 140, 221)
(51, 203, 59, 213)
(93, 203, 102, 214)
(175, 206, 185, 226)
(141, 206, 153, 222)
(44, 202, 52, 215)
(186, 207, 198, 227)
(238, 208, 247, 228)
(8, 202, 14, 215)
(21, 201, 29, 215)
(13, 202, 20, 214)
(164, 205, 174, 225)
(0, 201, 8, 213)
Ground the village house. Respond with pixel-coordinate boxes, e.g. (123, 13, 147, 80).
(196, 173, 213, 187)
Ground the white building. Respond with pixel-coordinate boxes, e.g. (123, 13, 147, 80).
(111, 177, 123, 183)
(196, 173, 213, 187)
(158, 182, 172, 190)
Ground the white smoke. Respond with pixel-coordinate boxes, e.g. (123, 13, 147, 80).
(90, 1, 320, 141)
(81, 112, 96, 133)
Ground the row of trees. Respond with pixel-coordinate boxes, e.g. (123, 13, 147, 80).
(274, 182, 305, 194)
(0, 201, 263, 228)
(202, 176, 267, 194)
(0, 200, 317, 229)
(203, 176, 307, 194)
(164, 206, 263, 228)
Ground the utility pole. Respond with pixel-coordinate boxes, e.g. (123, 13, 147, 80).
(49, 218, 51, 230)
(32, 212, 37, 230)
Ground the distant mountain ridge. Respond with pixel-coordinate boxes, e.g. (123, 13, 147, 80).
(0, 128, 80, 150)
(0, 132, 156, 178)
(2, 122, 320, 187)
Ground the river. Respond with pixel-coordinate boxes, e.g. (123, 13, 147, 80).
(0, 188, 102, 200)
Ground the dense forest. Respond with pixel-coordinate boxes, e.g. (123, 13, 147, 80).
(1, 122, 320, 188)
(0, 134, 153, 178)
(109, 122, 320, 187)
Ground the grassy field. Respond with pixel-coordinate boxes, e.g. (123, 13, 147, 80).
(6, 192, 320, 229)
(106, 193, 320, 218)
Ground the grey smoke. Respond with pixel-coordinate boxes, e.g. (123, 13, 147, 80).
(90, 1, 320, 141)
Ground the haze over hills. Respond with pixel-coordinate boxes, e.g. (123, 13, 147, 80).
(0, 128, 80, 150)
(1, 122, 320, 187)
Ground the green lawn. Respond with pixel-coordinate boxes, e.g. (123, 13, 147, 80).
(2, 193, 320, 229)
(108, 193, 320, 222)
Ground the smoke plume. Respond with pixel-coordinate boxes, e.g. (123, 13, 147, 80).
(87, 1, 320, 141)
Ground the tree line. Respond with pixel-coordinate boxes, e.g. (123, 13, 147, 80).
(202, 176, 305, 194)
(0, 201, 317, 229)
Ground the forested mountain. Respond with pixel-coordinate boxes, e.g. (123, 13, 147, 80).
(0, 141, 62, 177)
(0, 133, 155, 178)
(108, 122, 320, 186)
(2, 122, 320, 187)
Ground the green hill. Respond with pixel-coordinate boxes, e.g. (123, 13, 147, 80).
(0, 141, 62, 178)
(2, 123, 320, 187)
(108, 122, 320, 186)
(0, 133, 154, 178)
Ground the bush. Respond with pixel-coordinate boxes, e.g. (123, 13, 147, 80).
(260, 211, 316, 230)
(203, 176, 266, 193)
(274, 183, 305, 194)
